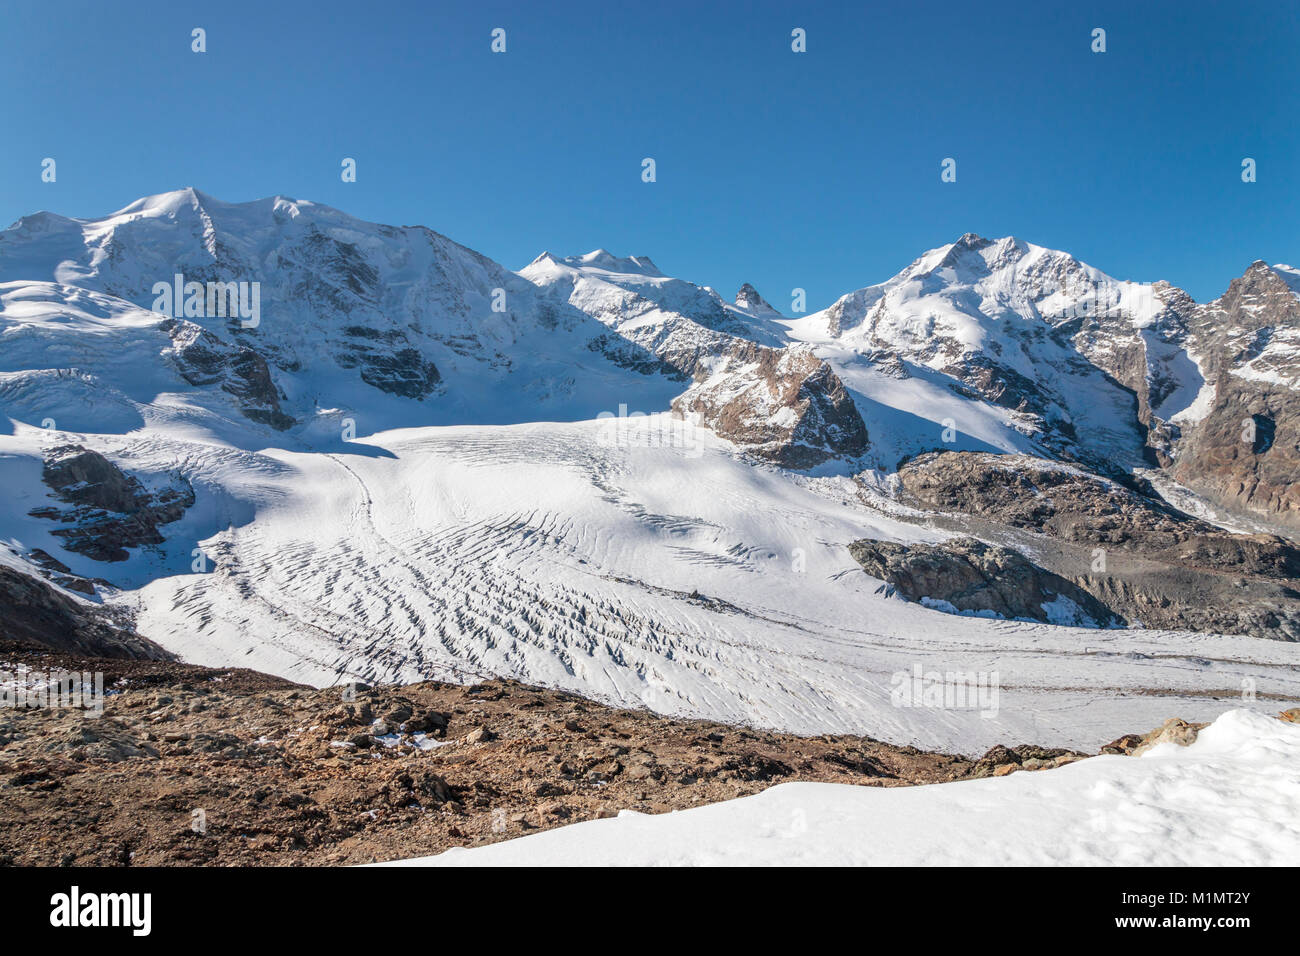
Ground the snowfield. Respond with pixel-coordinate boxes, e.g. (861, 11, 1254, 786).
(385, 710, 1300, 866)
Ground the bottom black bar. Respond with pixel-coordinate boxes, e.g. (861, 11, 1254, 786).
(0, 866, 1275, 942)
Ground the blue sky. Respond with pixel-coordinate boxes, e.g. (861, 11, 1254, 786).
(2, 0, 1295, 307)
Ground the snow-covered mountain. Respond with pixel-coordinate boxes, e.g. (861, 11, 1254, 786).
(0, 188, 689, 430)
(1, 190, 1297, 757)
(734, 282, 782, 317)
(783, 234, 1167, 472)
(519, 248, 791, 373)
(782, 232, 1300, 533)
(519, 247, 869, 465)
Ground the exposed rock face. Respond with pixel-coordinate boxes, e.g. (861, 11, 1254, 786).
(1068, 280, 1199, 466)
(586, 334, 689, 380)
(40, 445, 143, 514)
(24, 548, 94, 596)
(1068, 262, 1300, 530)
(0, 566, 170, 659)
(1167, 263, 1300, 531)
(848, 536, 1120, 627)
(896, 451, 1299, 569)
(336, 338, 441, 400)
(27, 446, 194, 563)
(673, 345, 870, 467)
(1171, 380, 1299, 527)
(161, 318, 295, 429)
(876, 451, 1300, 639)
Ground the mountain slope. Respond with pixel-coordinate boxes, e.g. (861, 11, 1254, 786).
(782, 233, 1300, 536)
(782, 234, 1168, 472)
(519, 249, 870, 466)
(1164, 262, 1300, 530)
(0, 189, 684, 429)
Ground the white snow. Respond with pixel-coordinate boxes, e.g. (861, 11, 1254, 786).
(1166, 366, 1217, 424)
(780, 235, 1169, 467)
(1274, 263, 1300, 299)
(384, 710, 1300, 867)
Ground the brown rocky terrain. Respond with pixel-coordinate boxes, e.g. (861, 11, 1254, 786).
(854, 450, 1300, 639)
(0, 639, 1095, 867)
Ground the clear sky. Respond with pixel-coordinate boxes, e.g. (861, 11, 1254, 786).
(2, 0, 1296, 308)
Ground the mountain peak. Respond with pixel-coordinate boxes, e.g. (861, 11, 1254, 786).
(525, 251, 562, 269)
(563, 250, 664, 277)
(1229, 260, 1300, 302)
(735, 282, 782, 317)
(111, 186, 211, 220)
(955, 232, 991, 248)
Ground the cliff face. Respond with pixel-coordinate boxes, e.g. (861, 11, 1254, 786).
(672, 346, 869, 467)
(853, 451, 1300, 640)
(1167, 264, 1300, 532)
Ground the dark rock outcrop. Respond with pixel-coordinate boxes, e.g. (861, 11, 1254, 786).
(873, 450, 1300, 639)
(336, 343, 442, 400)
(587, 334, 689, 380)
(161, 318, 295, 430)
(848, 536, 1120, 626)
(1077, 262, 1300, 531)
(734, 283, 781, 316)
(0, 565, 171, 659)
(897, 451, 1300, 578)
(1170, 372, 1300, 536)
(1151, 263, 1300, 532)
(27, 446, 195, 563)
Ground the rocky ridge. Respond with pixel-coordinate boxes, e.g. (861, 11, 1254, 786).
(852, 451, 1300, 639)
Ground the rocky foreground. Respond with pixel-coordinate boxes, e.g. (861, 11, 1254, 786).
(5, 638, 1215, 867)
